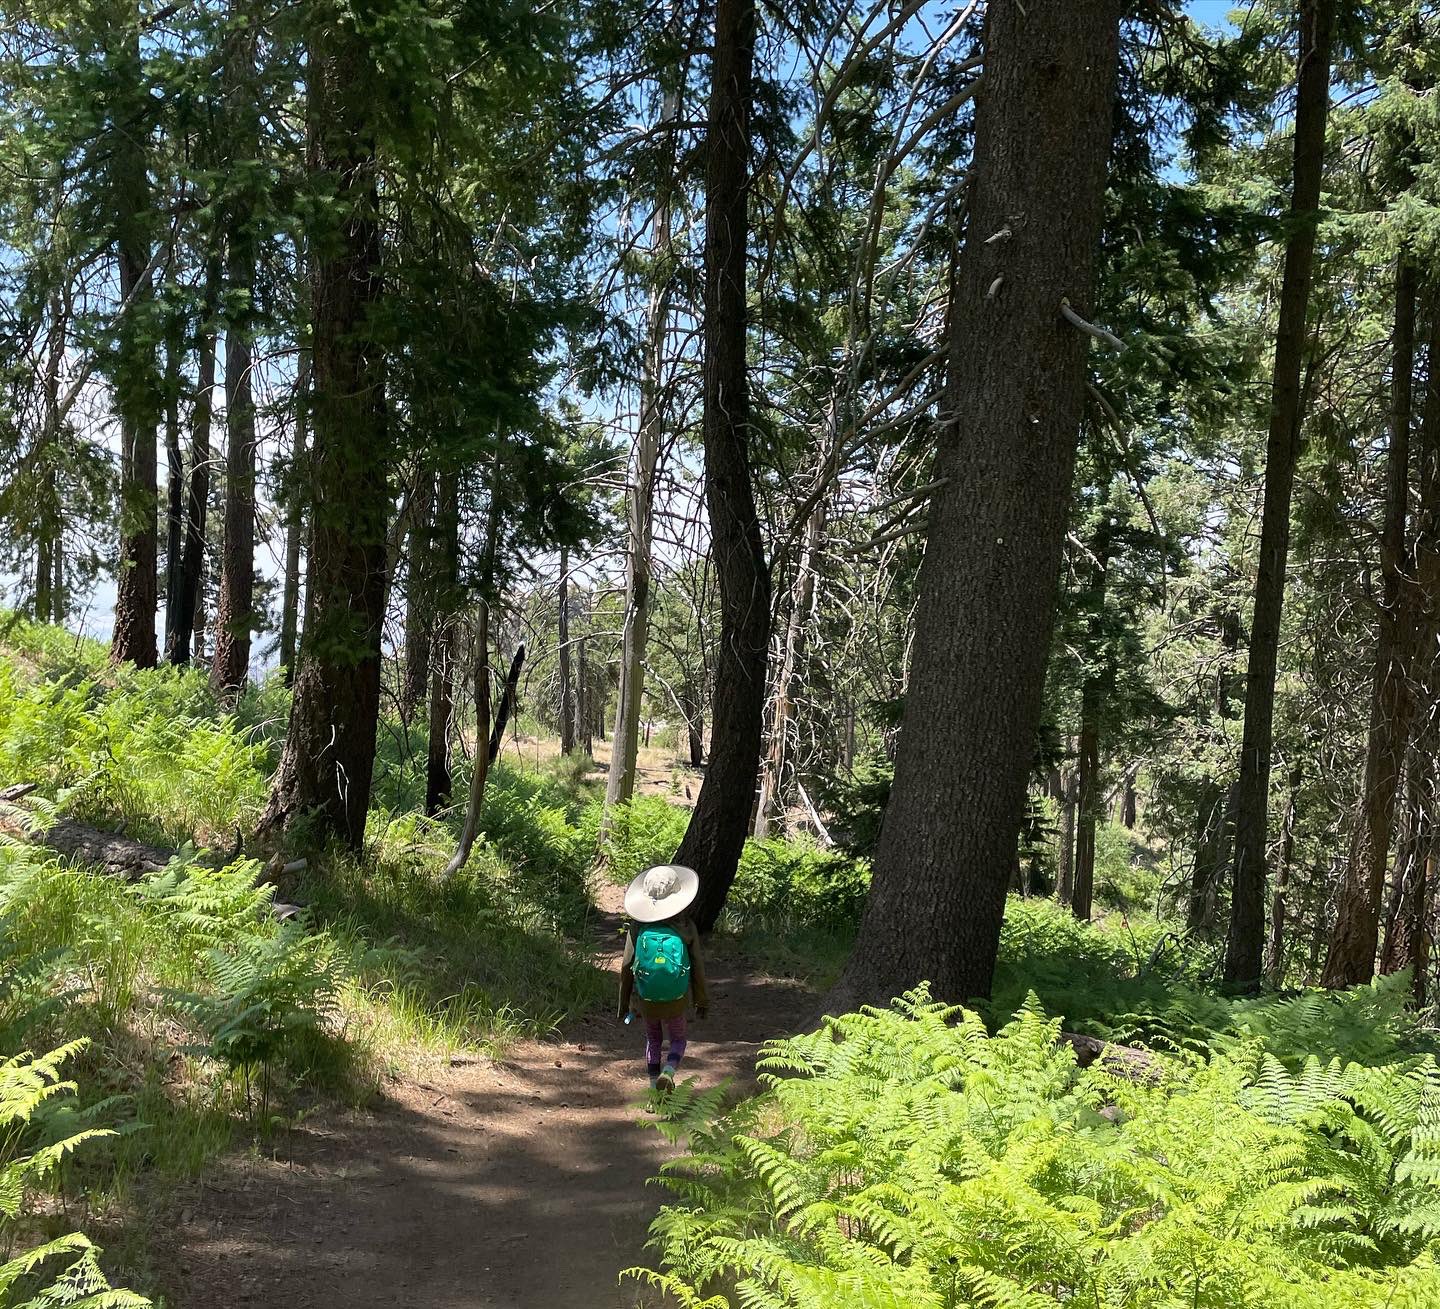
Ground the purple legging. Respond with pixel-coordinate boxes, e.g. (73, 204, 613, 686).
(644, 1015, 688, 1075)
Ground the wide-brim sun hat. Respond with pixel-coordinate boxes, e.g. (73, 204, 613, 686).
(624, 864, 700, 923)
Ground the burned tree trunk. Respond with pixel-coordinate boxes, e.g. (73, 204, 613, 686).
(487, 643, 527, 764)
(424, 471, 462, 815)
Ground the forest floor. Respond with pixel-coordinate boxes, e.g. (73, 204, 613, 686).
(499, 735, 705, 808)
(149, 879, 815, 1309)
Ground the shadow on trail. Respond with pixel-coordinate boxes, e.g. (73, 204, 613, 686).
(158, 954, 812, 1309)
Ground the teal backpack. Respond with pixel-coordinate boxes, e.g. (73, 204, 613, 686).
(633, 924, 691, 1003)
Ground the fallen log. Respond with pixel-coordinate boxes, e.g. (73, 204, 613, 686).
(0, 786, 304, 921)
(1060, 1031, 1165, 1083)
(1, 789, 174, 880)
(0, 811, 175, 879)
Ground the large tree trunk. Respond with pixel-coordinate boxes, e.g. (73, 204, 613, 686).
(211, 253, 258, 696)
(210, 6, 261, 696)
(672, 0, 771, 932)
(109, 13, 160, 669)
(1323, 259, 1418, 986)
(831, 0, 1123, 1007)
(425, 470, 461, 815)
(278, 350, 310, 683)
(1378, 309, 1440, 992)
(1380, 766, 1430, 983)
(756, 500, 824, 839)
(259, 4, 389, 849)
(557, 547, 576, 756)
(1225, 0, 1336, 990)
(1323, 261, 1418, 986)
(166, 269, 220, 667)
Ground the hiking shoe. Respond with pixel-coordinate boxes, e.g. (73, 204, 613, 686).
(656, 1066, 676, 1093)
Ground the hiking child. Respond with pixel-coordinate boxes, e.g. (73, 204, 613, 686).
(618, 864, 709, 1092)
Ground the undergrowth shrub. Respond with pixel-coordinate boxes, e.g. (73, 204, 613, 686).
(0, 842, 365, 1167)
(310, 837, 609, 1055)
(1093, 820, 1162, 910)
(0, 652, 267, 846)
(637, 989, 1440, 1309)
(589, 794, 691, 885)
(722, 840, 869, 933)
(989, 899, 1428, 1067)
(163, 918, 352, 1110)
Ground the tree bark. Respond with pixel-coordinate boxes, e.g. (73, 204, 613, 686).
(672, 0, 771, 932)
(443, 607, 492, 878)
(1072, 686, 1101, 922)
(443, 474, 502, 873)
(1225, 0, 1336, 989)
(1265, 765, 1303, 987)
(1188, 779, 1226, 933)
(487, 643, 526, 764)
(259, 3, 390, 849)
(109, 12, 160, 669)
(756, 500, 824, 839)
(166, 266, 221, 667)
(401, 469, 437, 719)
(35, 289, 68, 624)
(1378, 308, 1440, 991)
(424, 470, 461, 815)
(162, 315, 186, 648)
(831, 0, 1123, 1007)
(606, 142, 677, 807)
(577, 586, 594, 757)
(211, 252, 258, 697)
(680, 677, 704, 768)
(278, 350, 310, 683)
(1072, 524, 1112, 922)
(1323, 258, 1418, 986)
(557, 547, 576, 755)
(1057, 765, 1077, 906)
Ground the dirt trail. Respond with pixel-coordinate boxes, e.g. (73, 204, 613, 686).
(158, 884, 813, 1308)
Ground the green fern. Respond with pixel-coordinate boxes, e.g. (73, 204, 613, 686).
(162, 919, 346, 1076)
(0, 1044, 149, 1307)
(638, 987, 1440, 1308)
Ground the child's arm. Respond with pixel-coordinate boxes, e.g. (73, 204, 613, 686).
(686, 921, 710, 1016)
(618, 928, 635, 1019)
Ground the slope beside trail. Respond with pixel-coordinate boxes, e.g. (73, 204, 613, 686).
(155, 882, 814, 1308)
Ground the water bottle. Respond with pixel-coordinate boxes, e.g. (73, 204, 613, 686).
(623, 1011, 634, 1025)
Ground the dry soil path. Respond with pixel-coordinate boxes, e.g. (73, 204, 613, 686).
(157, 884, 813, 1309)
